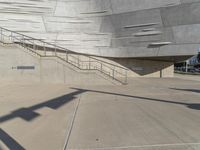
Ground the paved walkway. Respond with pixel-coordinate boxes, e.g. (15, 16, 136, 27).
(175, 73, 200, 82)
(0, 77, 200, 150)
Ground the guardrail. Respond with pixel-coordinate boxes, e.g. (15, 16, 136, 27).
(0, 27, 128, 84)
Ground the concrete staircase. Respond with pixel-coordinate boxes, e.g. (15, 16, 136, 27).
(0, 27, 128, 84)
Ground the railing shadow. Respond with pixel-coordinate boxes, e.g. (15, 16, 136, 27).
(71, 88, 200, 110)
(0, 128, 25, 150)
(170, 88, 200, 94)
(0, 88, 88, 149)
(0, 87, 199, 149)
(0, 89, 87, 123)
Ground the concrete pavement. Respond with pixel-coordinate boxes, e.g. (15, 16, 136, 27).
(0, 77, 200, 150)
(175, 73, 200, 82)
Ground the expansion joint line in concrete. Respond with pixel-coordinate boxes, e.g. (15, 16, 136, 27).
(68, 142, 200, 150)
(53, 0, 59, 15)
(109, 0, 114, 13)
(63, 95, 82, 150)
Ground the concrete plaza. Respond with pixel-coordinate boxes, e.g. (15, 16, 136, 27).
(0, 75, 200, 150)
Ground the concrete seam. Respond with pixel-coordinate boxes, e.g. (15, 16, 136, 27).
(42, 16, 47, 32)
(53, 0, 59, 16)
(109, 0, 114, 14)
(63, 95, 82, 150)
(68, 143, 200, 150)
(135, 102, 186, 143)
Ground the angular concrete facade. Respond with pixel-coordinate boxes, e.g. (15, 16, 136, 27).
(0, 0, 199, 78)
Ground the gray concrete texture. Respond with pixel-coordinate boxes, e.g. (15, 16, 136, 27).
(0, 44, 115, 85)
(0, 0, 199, 58)
(0, 43, 175, 80)
(0, 75, 200, 150)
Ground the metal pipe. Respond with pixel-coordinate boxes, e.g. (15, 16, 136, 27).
(1, 28, 3, 42)
(44, 43, 46, 56)
(10, 32, 13, 42)
(23, 36, 25, 47)
(89, 57, 91, 69)
(55, 47, 57, 56)
(112, 69, 115, 79)
(66, 51, 68, 62)
(0, 26, 128, 84)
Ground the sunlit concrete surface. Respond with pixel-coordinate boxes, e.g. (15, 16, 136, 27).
(0, 77, 200, 150)
(175, 73, 200, 82)
(0, 84, 80, 150)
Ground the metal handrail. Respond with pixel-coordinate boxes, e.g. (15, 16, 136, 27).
(0, 27, 128, 84)
(1, 27, 73, 52)
(1, 27, 127, 70)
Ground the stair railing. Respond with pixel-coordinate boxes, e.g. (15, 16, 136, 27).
(0, 27, 128, 84)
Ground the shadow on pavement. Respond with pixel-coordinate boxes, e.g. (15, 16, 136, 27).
(0, 89, 86, 123)
(71, 88, 200, 111)
(170, 88, 200, 94)
(1, 87, 199, 150)
(0, 88, 87, 150)
(0, 128, 25, 150)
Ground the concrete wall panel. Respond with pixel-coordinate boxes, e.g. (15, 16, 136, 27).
(103, 9, 162, 33)
(0, 0, 199, 59)
(161, 3, 200, 27)
(0, 44, 174, 80)
(110, 0, 181, 14)
(173, 24, 200, 43)
(0, 45, 114, 85)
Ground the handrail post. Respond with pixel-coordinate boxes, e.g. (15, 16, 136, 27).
(10, 32, 13, 42)
(77, 56, 80, 68)
(100, 63, 103, 72)
(55, 47, 57, 56)
(33, 41, 36, 51)
(23, 36, 25, 47)
(0, 28, 3, 42)
(125, 70, 128, 84)
(89, 57, 91, 70)
(112, 68, 115, 79)
(66, 51, 68, 62)
(44, 43, 46, 56)
(0, 28, 2, 41)
(54, 40, 57, 56)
